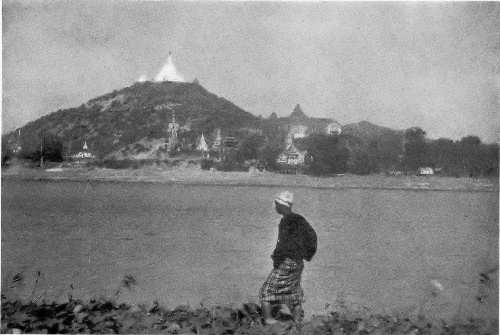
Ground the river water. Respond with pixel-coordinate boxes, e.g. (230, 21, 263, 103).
(2, 179, 498, 321)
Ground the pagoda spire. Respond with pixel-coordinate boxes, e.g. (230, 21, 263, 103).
(197, 133, 208, 152)
(167, 111, 180, 154)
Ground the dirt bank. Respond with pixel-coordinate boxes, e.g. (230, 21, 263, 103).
(2, 166, 498, 192)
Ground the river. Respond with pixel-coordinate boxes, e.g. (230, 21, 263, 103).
(2, 179, 497, 321)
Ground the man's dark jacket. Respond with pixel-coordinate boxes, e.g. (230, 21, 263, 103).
(271, 213, 317, 268)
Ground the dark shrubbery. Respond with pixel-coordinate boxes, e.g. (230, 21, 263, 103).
(401, 130, 499, 177)
(200, 159, 214, 170)
(215, 159, 247, 172)
(2, 139, 12, 166)
(92, 159, 204, 170)
(200, 129, 498, 177)
(19, 134, 64, 163)
(259, 145, 283, 171)
(237, 134, 266, 162)
(296, 134, 350, 176)
(1, 297, 496, 335)
(350, 151, 378, 175)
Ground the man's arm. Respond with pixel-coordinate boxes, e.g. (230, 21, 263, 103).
(271, 220, 287, 268)
(301, 219, 317, 261)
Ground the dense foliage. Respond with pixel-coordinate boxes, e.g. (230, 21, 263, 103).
(6, 133, 65, 164)
(230, 128, 498, 177)
(400, 129, 498, 177)
(295, 134, 350, 175)
(1, 297, 496, 334)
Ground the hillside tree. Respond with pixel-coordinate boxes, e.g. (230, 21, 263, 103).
(403, 127, 427, 172)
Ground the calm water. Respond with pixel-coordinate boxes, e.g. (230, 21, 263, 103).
(2, 179, 498, 320)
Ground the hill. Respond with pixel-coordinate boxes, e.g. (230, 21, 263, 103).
(5, 81, 259, 159)
(341, 120, 404, 144)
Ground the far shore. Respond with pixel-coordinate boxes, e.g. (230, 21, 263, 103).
(2, 165, 498, 192)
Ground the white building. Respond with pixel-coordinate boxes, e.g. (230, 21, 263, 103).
(417, 167, 434, 176)
(289, 125, 308, 139)
(326, 121, 342, 135)
(72, 141, 95, 160)
(277, 135, 308, 166)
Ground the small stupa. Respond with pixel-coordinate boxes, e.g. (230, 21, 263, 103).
(197, 133, 208, 152)
(167, 111, 180, 154)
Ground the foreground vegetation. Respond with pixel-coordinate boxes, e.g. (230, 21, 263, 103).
(1, 296, 496, 334)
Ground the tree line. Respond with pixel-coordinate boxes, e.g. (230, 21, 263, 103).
(234, 127, 498, 177)
(3, 126, 498, 178)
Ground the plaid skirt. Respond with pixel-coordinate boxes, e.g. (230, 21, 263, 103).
(259, 258, 304, 307)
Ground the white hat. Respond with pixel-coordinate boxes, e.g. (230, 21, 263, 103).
(275, 191, 293, 207)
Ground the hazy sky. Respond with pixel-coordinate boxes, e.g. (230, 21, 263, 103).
(3, 1, 499, 142)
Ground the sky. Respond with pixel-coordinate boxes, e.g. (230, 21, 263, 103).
(2, 1, 499, 142)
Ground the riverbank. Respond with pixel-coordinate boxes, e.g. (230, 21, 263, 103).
(1, 297, 497, 334)
(2, 166, 498, 192)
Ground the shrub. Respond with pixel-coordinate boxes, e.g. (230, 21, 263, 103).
(20, 134, 64, 163)
(1, 297, 496, 335)
(201, 159, 214, 170)
(299, 134, 350, 176)
(215, 159, 247, 172)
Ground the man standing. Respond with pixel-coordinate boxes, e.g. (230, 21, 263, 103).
(259, 191, 317, 324)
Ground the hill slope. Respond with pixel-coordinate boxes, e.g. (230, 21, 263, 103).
(6, 81, 259, 159)
(341, 120, 404, 144)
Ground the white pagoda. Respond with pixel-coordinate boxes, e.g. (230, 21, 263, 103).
(197, 133, 209, 152)
(154, 52, 185, 82)
(72, 141, 95, 160)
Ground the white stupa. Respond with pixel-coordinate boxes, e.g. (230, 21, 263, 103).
(154, 52, 185, 82)
(197, 133, 209, 152)
(137, 74, 148, 82)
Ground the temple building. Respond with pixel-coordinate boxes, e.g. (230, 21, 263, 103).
(197, 133, 209, 158)
(197, 133, 208, 152)
(72, 141, 95, 160)
(272, 104, 343, 140)
(277, 134, 308, 167)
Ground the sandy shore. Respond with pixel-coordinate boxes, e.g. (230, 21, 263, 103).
(2, 166, 497, 192)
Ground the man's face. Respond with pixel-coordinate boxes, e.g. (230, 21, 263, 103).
(274, 201, 287, 215)
(274, 201, 281, 214)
